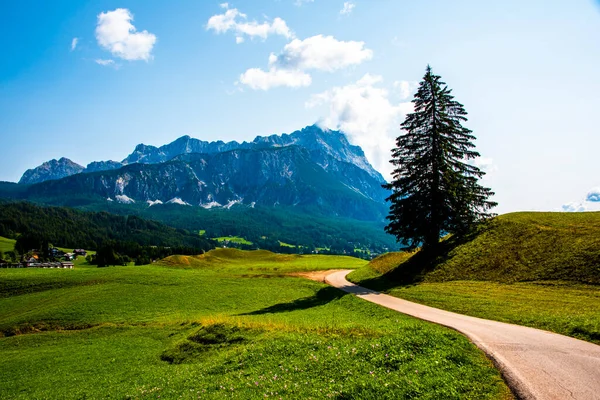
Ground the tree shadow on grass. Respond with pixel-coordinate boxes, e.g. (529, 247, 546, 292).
(360, 228, 486, 291)
(239, 286, 348, 315)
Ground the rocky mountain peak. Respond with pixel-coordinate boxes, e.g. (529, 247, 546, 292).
(19, 157, 84, 185)
(84, 160, 123, 174)
(18, 125, 385, 186)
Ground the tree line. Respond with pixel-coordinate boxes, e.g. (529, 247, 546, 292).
(0, 202, 214, 265)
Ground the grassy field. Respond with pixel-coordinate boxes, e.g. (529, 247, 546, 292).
(278, 241, 297, 248)
(347, 212, 600, 344)
(0, 236, 16, 254)
(0, 250, 511, 399)
(158, 248, 367, 275)
(214, 236, 253, 245)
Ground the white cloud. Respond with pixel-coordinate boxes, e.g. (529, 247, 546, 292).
(235, 36, 245, 44)
(95, 8, 156, 61)
(206, 6, 292, 42)
(562, 202, 587, 212)
(240, 35, 372, 90)
(306, 74, 413, 178)
(393, 80, 418, 100)
(586, 187, 600, 202)
(95, 59, 116, 66)
(294, 0, 314, 6)
(272, 35, 372, 72)
(71, 37, 78, 51)
(239, 68, 311, 90)
(340, 2, 356, 15)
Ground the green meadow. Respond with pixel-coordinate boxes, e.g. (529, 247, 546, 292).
(213, 236, 254, 245)
(0, 250, 511, 399)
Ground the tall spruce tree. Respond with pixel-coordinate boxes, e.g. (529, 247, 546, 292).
(384, 65, 497, 250)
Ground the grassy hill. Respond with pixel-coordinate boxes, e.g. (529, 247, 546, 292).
(159, 248, 367, 274)
(352, 212, 600, 285)
(348, 212, 600, 344)
(0, 236, 15, 254)
(0, 250, 510, 399)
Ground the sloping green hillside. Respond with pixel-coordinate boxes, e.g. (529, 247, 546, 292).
(0, 236, 15, 254)
(352, 212, 600, 285)
(428, 212, 600, 283)
(159, 248, 367, 273)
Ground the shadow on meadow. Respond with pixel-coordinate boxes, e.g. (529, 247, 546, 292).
(359, 229, 483, 292)
(240, 286, 348, 315)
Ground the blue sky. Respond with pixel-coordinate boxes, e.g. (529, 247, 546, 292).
(1, 0, 600, 214)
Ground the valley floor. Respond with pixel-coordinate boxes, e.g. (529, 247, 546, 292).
(0, 252, 511, 399)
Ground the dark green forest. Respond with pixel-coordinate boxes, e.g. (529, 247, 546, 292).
(0, 181, 398, 254)
(0, 201, 214, 263)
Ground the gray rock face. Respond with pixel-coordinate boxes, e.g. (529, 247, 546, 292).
(122, 136, 241, 165)
(250, 125, 383, 181)
(122, 125, 384, 182)
(84, 160, 123, 173)
(18, 158, 84, 185)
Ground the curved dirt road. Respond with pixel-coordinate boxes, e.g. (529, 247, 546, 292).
(325, 270, 600, 400)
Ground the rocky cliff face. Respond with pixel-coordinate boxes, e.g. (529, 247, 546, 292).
(19, 158, 84, 185)
(84, 160, 123, 173)
(26, 146, 387, 220)
(122, 136, 241, 165)
(249, 125, 383, 180)
(121, 125, 384, 182)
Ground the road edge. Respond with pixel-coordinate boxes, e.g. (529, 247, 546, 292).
(324, 269, 535, 400)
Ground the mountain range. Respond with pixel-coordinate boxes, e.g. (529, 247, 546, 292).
(20, 125, 382, 182)
(13, 125, 389, 219)
(2, 125, 396, 253)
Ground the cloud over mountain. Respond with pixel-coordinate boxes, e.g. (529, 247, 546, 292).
(306, 74, 413, 179)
